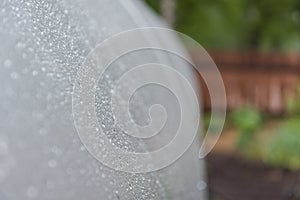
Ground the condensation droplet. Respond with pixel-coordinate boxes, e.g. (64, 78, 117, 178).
(32, 70, 38, 76)
(196, 180, 207, 191)
(0, 141, 8, 156)
(48, 159, 57, 168)
(80, 145, 86, 151)
(51, 146, 62, 156)
(3, 59, 12, 68)
(10, 72, 19, 80)
(26, 186, 39, 198)
(79, 169, 86, 175)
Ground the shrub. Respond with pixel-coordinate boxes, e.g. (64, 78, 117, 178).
(230, 107, 263, 149)
(264, 118, 300, 170)
(286, 84, 300, 116)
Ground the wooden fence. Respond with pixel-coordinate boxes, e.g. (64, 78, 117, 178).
(191, 52, 300, 114)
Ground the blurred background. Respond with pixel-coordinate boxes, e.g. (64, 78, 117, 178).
(145, 0, 300, 199)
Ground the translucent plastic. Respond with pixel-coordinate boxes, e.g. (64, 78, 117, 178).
(0, 0, 207, 199)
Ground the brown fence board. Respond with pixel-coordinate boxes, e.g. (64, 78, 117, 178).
(191, 51, 300, 114)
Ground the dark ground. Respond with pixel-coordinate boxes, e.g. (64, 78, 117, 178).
(207, 153, 300, 200)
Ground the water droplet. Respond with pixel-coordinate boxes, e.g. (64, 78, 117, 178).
(196, 180, 207, 191)
(0, 139, 8, 155)
(16, 41, 24, 49)
(10, 72, 19, 80)
(51, 146, 62, 156)
(26, 186, 39, 198)
(32, 70, 38, 76)
(78, 145, 86, 151)
(79, 169, 86, 174)
(3, 59, 12, 68)
(48, 159, 57, 168)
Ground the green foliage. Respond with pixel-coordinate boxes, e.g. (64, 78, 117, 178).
(261, 85, 300, 170)
(144, 0, 160, 13)
(264, 118, 300, 170)
(230, 107, 263, 149)
(287, 84, 300, 116)
(249, 0, 300, 51)
(262, 84, 300, 170)
(231, 107, 263, 134)
(145, 0, 300, 50)
(175, 0, 248, 49)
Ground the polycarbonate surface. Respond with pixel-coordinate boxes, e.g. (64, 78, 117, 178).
(0, 0, 207, 199)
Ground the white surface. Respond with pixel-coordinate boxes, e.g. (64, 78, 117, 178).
(0, 0, 207, 199)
